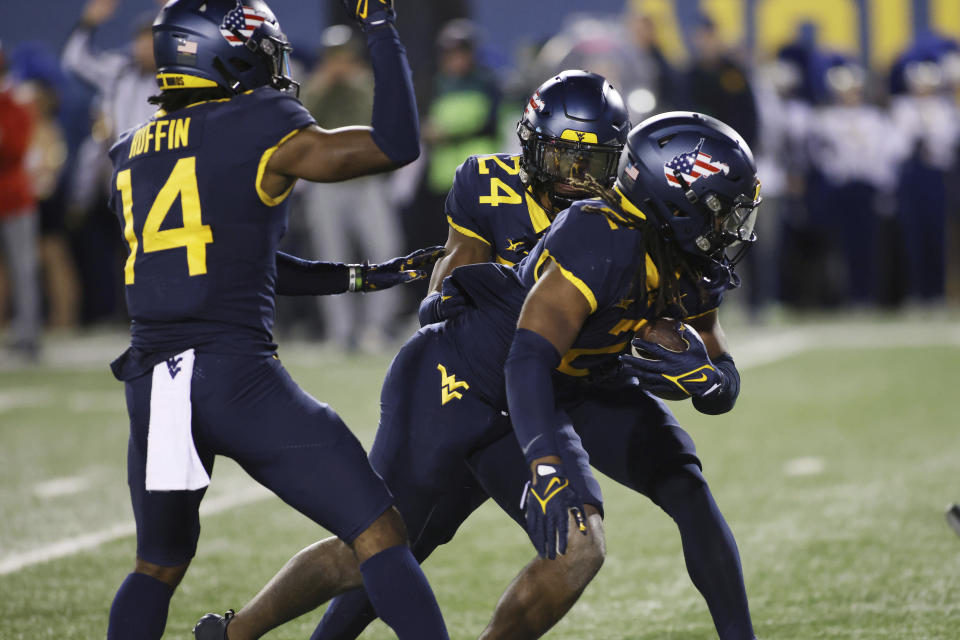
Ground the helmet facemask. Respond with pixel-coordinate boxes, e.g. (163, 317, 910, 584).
(672, 170, 761, 266)
(221, 23, 299, 96)
(518, 122, 622, 210)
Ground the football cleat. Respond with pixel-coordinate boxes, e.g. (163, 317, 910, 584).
(193, 609, 234, 639)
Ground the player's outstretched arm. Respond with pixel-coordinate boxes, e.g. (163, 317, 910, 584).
(275, 246, 444, 296)
(506, 262, 591, 558)
(263, 1, 417, 189)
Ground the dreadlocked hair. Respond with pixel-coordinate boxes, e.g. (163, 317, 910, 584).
(572, 175, 703, 318)
(148, 87, 234, 113)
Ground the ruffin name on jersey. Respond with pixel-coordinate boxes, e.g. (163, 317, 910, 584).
(129, 117, 192, 159)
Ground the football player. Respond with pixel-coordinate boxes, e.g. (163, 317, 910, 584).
(368, 111, 760, 639)
(312, 79, 758, 639)
(210, 111, 761, 639)
(105, 1, 450, 639)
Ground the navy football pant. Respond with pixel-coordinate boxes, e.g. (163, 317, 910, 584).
(313, 345, 756, 639)
(368, 323, 602, 544)
(125, 353, 393, 566)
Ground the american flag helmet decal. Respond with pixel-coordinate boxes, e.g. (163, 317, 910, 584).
(220, 1, 272, 46)
(663, 138, 730, 188)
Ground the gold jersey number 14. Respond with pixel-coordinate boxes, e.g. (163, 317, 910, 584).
(116, 156, 213, 285)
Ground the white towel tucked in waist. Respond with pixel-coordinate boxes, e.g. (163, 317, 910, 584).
(145, 348, 210, 491)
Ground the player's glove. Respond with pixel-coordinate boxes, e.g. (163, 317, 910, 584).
(350, 246, 444, 292)
(417, 275, 471, 325)
(341, 0, 396, 30)
(439, 275, 471, 317)
(619, 323, 723, 400)
(520, 461, 587, 559)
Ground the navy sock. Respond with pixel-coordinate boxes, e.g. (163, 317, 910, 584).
(310, 588, 377, 640)
(654, 466, 755, 640)
(359, 545, 449, 640)
(107, 572, 174, 640)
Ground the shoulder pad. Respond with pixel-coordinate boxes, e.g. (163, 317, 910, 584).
(242, 87, 315, 125)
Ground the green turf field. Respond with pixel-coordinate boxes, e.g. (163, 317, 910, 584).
(2, 318, 959, 639)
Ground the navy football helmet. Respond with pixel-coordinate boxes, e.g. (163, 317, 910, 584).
(153, 0, 298, 96)
(616, 112, 760, 264)
(518, 70, 631, 209)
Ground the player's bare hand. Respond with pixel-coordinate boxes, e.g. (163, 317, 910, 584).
(81, 0, 120, 27)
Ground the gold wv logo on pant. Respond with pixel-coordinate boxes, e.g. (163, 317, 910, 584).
(437, 364, 469, 405)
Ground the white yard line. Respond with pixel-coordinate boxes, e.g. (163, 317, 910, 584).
(783, 456, 826, 477)
(0, 484, 270, 575)
(1, 318, 956, 575)
(0, 388, 55, 413)
(0, 390, 124, 416)
(33, 476, 92, 498)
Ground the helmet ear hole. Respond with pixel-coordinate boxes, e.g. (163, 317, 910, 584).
(230, 58, 253, 72)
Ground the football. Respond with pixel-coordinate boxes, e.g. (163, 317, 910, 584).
(632, 318, 692, 401)
(635, 317, 689, 353)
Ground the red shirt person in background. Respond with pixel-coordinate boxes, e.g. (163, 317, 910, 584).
(0, 43, 41, 359)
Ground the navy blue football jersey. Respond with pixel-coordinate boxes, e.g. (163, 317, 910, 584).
(108, 88, 315, 355)
(448, 193, 730, 405)
(445, 153, 552, 266)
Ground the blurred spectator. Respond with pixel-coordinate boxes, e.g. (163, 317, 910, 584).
(423, 19, 502, 203)
(21, 79, 80, 330)
(744, 59, 791, 318)
(65, 109, 124, 324)
(806, 60, 900, 306)
(424, 19, 502, 187)
(299, 25, 404, 351)
(323, 0, 468, 110)
(890, 50, 960, 303)
(684, 16, 758, 150)
(61, 0, 156, 324)
(765, 32, 850, 309)
(394, 16, 502, 313)
(0, 45, 41, 359)
(943, 51, 960, 302)
(624, 9, 680, 113)
(523, 11, 676, 123)
(61, 0, 158, 140)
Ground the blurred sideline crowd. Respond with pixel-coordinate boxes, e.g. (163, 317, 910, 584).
(2, 0, 960, 360)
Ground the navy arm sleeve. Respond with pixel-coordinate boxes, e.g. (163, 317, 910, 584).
(691, 353, 740, 415)
(366, 24, 419, 166)
(275, 252, 349, 296)
(505, 328, 562, 463)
